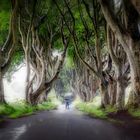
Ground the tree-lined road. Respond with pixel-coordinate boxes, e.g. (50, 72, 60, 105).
(0, 107, 140, 140)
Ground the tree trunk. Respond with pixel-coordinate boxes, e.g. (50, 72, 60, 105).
(108, 80, 117, 106)
(116, 79, 125, 109)
(127, 42, 140, 107)
(25, 54, 31, 104)
(0, 48, 5, 103)
(30, 85, 51, 105)
(99, 0, 140, 107)
(99, 81, 109, 108)
(0, 70, 5, 103)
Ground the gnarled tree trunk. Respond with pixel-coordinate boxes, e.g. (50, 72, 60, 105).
(116, 74, 125, 109)
(100, 81, 109, 108)
(127, 42, 140, 107)
(99, 0, 140, 107)
(0, 69, 5, 103)
(108, 80, 117, 106)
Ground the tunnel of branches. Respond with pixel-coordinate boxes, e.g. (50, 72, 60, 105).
(0, 0, 140, 110)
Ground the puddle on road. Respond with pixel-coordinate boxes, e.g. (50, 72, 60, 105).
(11, 125, 27, 140)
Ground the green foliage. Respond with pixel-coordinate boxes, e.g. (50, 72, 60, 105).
(38, 0, 63, 51)
(0, 0, 11, 11)
(0, 11, 9, 30)
(0, 101, 57, 119)
(65, 55, 74, 69)
(0, 0, 11, 46)
(53, 39, 63, 50)
(75, 102, 107, 119)
(105, 105, 118, 114)
(5, 51, 24, 82)
(37, 101, 57, 111)
(0, 11, 10, 46)
(58, 67, 74, 94)
(0, 103, 35, 119)
(75, 98, 118, 119)
(128, 108, 140, 118)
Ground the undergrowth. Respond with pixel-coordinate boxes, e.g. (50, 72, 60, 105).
(128, 108, 140, 118)
(74, 98, 118, 120)
(75, 99, 140, 120)
(0, 101, 57, 119)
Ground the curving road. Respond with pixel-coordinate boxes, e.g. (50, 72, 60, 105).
(0, 105, 140, 140)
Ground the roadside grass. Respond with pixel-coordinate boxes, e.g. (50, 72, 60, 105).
(37, 101, 57, 111)
(75, 98, 140, 123)
(0, 103, 35, 119)
(76, 102, 107, 119)
(128, 108, 140, 118)
(0, 101, 57, 119)
(0, 89, 60, 120)
(74, 97, 118, 120)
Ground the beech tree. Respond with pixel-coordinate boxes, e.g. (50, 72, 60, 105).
(0, 0, 18, 103)
(107, 25, 129, 109)
(0, 0, 140, 110)
(17, 0, 70, 105)
(54, 0, 114, 107)
(99, 0, 140, 107)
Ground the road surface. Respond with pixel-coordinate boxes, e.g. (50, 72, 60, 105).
(0, 105, 140, 140)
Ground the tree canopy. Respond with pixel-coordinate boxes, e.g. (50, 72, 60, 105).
(0, 0, 140, 111)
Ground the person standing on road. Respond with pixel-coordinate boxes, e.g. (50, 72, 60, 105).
(65, 98, 70, 109)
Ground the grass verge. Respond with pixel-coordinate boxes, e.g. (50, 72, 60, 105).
(74, 98, 119, 120)
(0, 101, 57, 119)
(75, 102, 107, 119)
(128, 108, 140, 118)
(75, 100, 140, 124)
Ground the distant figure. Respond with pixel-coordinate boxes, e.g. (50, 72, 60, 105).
(65, 98, 70, 109)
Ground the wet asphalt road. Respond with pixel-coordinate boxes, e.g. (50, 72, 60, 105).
(0, 106, 140, 140)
